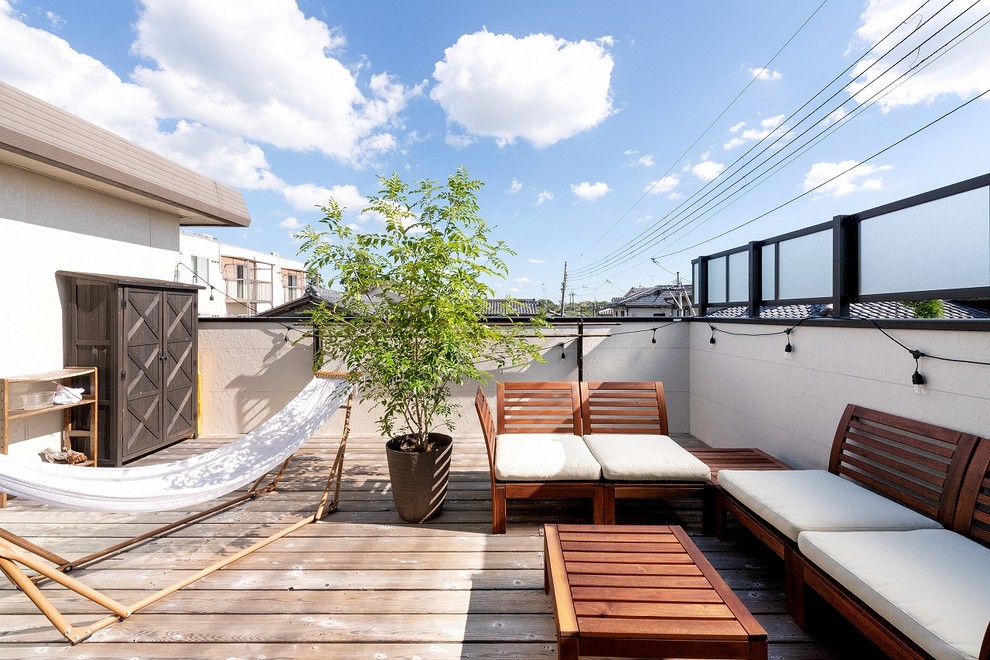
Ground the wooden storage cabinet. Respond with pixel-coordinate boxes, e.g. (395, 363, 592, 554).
(59, 272, 200, 466)
(0, 367, 98, 507)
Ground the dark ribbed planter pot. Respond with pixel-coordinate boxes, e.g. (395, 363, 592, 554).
(385, 433, 453, 523)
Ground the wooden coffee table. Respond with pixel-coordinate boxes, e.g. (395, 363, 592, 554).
(544, 524, 767, 659)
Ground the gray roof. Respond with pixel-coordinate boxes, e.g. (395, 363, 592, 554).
(0, 81, 249, 227)
(486, 299, 540, 316)
(256, 285, 343, 317)
(606, 285, 691, 309)
(707, 301, 990, 320)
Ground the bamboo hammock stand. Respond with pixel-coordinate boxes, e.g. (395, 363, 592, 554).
(0, 377, 354, 645)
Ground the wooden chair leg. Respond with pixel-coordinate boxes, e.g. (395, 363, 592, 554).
(785, 547, 806, 629)
(701, 485, 717, 535)
(492, 485, 507, 534)
(595, 485, 614, 525)
(712, 489, 729, 540)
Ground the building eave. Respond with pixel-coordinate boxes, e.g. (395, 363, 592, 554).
(0, 82, 250, 228)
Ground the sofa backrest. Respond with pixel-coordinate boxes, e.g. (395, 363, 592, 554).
(580, 381, 669, 435)
(828, 404, 980, 527)
(496, 381, 582, 435)
(952, 437, 990, 549)
(474, 387, 498, 482)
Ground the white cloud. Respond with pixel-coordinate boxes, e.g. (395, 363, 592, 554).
(515, 276, 538, 284)
(130, 0, 421, 164)
(635, 155, 654, 167)
(535, 191, 555, 206)
(571, 181, 611, 201)
(44, 10, 64, 28)
(723, 114, 786, 150)
(692, 159, 725, 182)
(430, 29, 615, 148)
(644, 174, 679, 194)
(445, 132, 476, 148)
(802, 161, 893, 197)
(282, 183, 366, 213)
(850, 0, 990, 110)
(528, 258, 544, 264)
(750, 67, 782, 81)
(278, 217, 302, 229)
(632, 214, 654, 224)
(507, 178, 523, 194)
(0, 4, 163, 143)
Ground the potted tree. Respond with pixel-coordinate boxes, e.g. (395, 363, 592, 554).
(298, 168, 544, 522)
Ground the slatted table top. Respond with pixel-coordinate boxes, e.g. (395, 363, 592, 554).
(686, 447, 792, 484)
(543, 524, 767, 660)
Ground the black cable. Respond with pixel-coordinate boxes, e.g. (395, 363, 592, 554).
(869, 320, 990, 367)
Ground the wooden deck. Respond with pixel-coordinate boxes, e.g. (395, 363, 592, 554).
(0, 430, 884, 658)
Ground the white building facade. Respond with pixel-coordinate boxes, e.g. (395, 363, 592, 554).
(178, 232, 307, 317)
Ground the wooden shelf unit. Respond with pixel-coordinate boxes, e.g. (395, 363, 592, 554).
(0, 367, 98, 507)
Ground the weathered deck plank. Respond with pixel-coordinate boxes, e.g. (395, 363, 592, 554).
(0, 432, 882, 658)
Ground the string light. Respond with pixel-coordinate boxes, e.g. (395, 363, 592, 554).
(651, 328, 657, 344)
(709, 325, 717, 346)
(784, 328, 793, 360)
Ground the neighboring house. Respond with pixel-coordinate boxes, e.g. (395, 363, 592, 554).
(604, 286, 694, 317)
(256, 284, 344, 318)
(486, 299, 540, 316)
(0, 81, 249, 457)
(707, 301, 990, 320)
(178, 232, 307, 316)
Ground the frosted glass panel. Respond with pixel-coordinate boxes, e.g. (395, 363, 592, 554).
(860, 187, 990, 294)
(778, 231, 831, 299)
(762, 245, 776, 300)
(728, 251, 748, 302)
(707, 257, 726, 303)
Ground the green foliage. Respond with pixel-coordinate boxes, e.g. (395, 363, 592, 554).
(903, 299, 944, 319)
(297, 168, 545, 450)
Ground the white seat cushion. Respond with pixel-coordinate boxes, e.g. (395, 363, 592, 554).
(718, 469, 942, 543)
(799, 529, 990, 660)
(494, 433, 602, 481)
(583, 434, 711, 481)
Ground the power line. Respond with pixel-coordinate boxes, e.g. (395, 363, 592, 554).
(652, 84, 990, 259)
(570, 0, 952, 280)
(572, 0, 832, 261)
(569, 0, 980, 281)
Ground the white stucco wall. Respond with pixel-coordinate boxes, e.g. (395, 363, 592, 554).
(0, 164, 187, 458)
(689, 321, 990, 469)
(197, 319, 691, 439)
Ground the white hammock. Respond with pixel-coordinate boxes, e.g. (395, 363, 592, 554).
(0, 375, 351, 512)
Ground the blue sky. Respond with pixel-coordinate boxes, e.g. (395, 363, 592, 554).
(2, 0, 988, 302)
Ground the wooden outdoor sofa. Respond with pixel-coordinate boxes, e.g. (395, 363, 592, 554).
(474, 381, 787, 534)
(715, 403, 990, 659)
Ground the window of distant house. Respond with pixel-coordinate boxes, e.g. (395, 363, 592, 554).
(283, 269, 305, 302)
(191, 255, 210, 284)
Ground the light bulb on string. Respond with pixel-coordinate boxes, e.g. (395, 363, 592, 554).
(910, 350, 926, 395)
(709, 325, 716, 347)
(784, 329, 793, 360)
(651, 329, 657, 344)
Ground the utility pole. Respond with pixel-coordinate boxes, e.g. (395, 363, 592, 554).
(559, 262, 567, 317)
